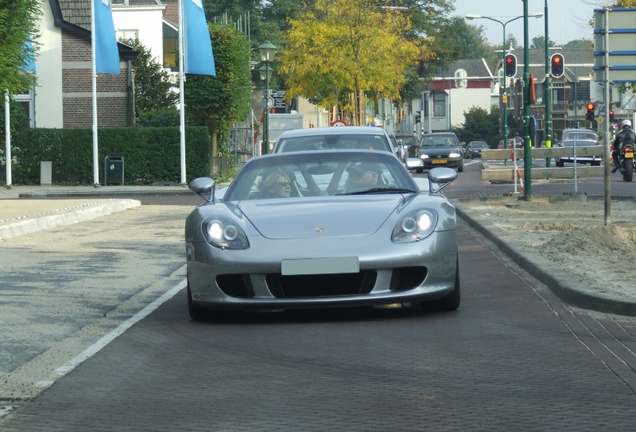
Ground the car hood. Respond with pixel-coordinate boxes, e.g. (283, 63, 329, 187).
(237, 196, 403, 239)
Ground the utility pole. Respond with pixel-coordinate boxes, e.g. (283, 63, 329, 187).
(523, 0, 532, 200)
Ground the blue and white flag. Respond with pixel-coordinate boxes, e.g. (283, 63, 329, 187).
(94, 0, 120, 74)
(23, 37, 36, 73)
(183, 0, 216, 76)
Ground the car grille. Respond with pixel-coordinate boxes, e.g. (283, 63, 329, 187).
(266, 271, 377, 298)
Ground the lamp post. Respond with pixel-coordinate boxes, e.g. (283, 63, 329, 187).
(466, 13, 542, 146)
(544, 0, 552, 168)
(258, 41, 278, 155)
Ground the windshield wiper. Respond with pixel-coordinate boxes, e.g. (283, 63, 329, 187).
(338, 187, 417, 196)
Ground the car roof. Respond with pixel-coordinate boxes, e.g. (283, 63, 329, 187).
(562, 129, 597, 134)
(277, 126, 390, 139)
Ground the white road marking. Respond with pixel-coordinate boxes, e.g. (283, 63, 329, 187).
(53, 280, 187, 377)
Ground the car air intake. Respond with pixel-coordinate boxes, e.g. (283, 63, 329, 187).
(266, 271, 377, 298)
(390, 267, 428, 291)
(216, 274, 255, 298)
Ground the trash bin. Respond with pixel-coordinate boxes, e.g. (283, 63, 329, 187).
(104, 156, 124, 185)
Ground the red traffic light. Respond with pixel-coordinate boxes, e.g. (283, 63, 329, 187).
(506, 57, 513, 65)
(586, 103, 594, 111)
(504, 54, 517, 77)
(550, 53, 565, 78)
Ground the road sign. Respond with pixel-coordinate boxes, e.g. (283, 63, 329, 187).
(262, 96, 274, 109)
(598, 116, 604, 124)
(593, 9, 636, 82)
(330, 120, 348, 127)
(502, 94, 508, 104)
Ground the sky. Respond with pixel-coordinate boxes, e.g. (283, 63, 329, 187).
(451, 0, 608, 46)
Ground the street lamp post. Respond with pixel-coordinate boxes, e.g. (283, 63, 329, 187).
(466, 13, 542, 148)
(258, 41, 278, 155)
(544, 0, 552, 168)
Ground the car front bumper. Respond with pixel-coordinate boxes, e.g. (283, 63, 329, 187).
(187, 230, 458, 310)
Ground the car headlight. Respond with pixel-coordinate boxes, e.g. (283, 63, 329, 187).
(449, 152, 461, 158)
(392, 209, 438, 243)
(419, 154, 429, 159)
(202, 217, 249, 250)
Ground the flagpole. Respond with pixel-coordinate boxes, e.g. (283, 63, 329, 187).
(4, 90, 11, 188)
(91, 0, 100, 187)
(179, 0, 186, 185)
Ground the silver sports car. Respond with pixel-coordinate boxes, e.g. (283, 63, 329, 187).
(185, 150, 460, 320)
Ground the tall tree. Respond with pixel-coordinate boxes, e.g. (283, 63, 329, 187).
(118, 37, 178, 120)
(280, 0, 428, 123)
(531, 35, 556, 50)
(0, 0, 40, 92)
(431, 17, 493, 68)
(184, 24, 252, 171)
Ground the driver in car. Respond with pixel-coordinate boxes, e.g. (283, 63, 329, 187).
(345, 163, 381, 193)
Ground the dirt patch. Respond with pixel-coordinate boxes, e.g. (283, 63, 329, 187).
(455, 197, 636, 299)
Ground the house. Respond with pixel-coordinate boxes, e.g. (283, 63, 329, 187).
(416, 59, 495, 134)
(20, 0, 138, 129)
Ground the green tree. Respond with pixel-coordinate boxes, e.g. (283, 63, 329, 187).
(455, 106, 501, 144)
(280, 0, 427, 123)
(118, 37, 178, 121)
(184, 24, 251, 170)
(531, 35, 556, 49)
(0, 0, 40, 92)
(563, 39, 593, 50)
(431, 17, 493, 68)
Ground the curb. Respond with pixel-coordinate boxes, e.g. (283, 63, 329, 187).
(18, 190, 195, 199)
(0, 199, 141, 240)
(453, 199, 636, 316)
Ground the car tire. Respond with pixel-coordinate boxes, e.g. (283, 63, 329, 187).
(420, 257, 461, 312)
(416, 168, 423, 174)
(458, 163, 464, 172)
(187, 281, 208, 321)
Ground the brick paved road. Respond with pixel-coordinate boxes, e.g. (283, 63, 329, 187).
(3, 220, 636, 431)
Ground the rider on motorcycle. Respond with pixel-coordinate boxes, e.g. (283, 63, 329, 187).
(612, 119, 636, 173)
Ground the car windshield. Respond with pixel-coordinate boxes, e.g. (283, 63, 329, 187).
(470, 142, 488, 148)
(421, 134, 459, 148)
(224, 151, 417, 201)
(275, 134, 390, 152)
(562, 131, 598, 142)
(398, 136, 417, 146)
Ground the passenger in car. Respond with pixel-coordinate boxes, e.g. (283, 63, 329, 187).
(262, 172, 292, 198)
(345, 163, 381, 193)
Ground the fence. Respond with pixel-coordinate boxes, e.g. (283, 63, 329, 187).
(480, 146, 605, 181)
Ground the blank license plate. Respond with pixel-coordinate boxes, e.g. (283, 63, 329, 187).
(432, 159, 447, 164)
(281, 257, 359, 276)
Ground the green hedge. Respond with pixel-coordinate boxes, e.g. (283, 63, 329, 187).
(10, 127, 211, 185)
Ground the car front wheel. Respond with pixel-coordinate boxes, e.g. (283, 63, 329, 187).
(187, 280, 208, 321)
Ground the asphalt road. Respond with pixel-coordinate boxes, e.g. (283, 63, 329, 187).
(2, 164, 636, 430)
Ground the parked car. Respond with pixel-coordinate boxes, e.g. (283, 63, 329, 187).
(414, 132, 464, 173)
(555, 129, 601, 167)
(464, 141, 490, 159)
(272, 126, 396, 156)
(185, 150, 460, 320)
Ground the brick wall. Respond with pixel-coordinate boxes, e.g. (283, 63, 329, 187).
(62, 32, 131, 128)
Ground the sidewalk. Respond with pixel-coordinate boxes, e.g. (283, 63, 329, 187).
(0, 184, 191, 240)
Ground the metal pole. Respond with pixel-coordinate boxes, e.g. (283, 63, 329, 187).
(4, 90, 11, 188)
(263, 60, 270, 155)
(544, 0, 552, 167)
(502, 23, 508, 143)
(523, 0, 532, 200)
(604, 8, 611, 225)
(178, 0, 187, 184)
(91, 0, 99, 187)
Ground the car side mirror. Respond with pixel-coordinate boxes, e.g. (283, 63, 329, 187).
(189, 177, 216, 203)
(428, 167, 457, 193)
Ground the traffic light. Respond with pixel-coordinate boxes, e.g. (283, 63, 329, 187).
(586, 103, 595, 122)
(504, 54, 517, 77)
(415, 111, 421, 124)
(550, 53, 564, 78)
(610, 110, 615, 122)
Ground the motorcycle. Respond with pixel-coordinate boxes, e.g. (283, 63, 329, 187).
(617, 142, 635, 182)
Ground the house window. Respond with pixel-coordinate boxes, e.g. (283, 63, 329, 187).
(455, 69, 468, 89)
(163, 23, 178, 70)
(433, 92, 445, 117)
(14, 89, 35, 128)
(117, 29, 139, 40)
